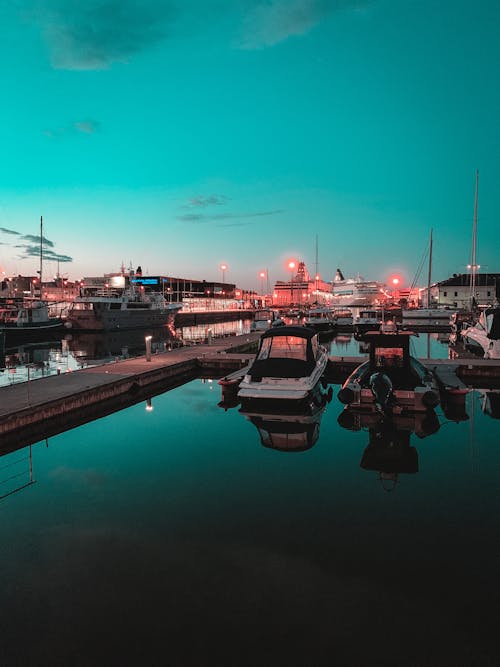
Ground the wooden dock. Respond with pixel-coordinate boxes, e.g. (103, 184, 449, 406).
(1, 332, 500, 454)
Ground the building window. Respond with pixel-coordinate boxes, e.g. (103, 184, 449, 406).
(454, 291, 458, 297)
(487, 291, 491, 297)
(443, 291, 447, 297)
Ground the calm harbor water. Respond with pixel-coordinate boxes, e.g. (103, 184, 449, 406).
(1, 322, 499, 665)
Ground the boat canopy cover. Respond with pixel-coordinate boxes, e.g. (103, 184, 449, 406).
(260, 325, 318, 341)
(250, 326, 319, 379)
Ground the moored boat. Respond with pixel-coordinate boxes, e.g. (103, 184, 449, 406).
(0, 298, 65, 341)
(303, 306, 335, 331)
(460, 307, 500, 359)
(250, 308, 280, 332)
(337, 328, 440, 413)
(65, 273, 182, 332)
(237, 325, 330, 410)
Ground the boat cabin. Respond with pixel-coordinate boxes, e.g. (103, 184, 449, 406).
(248, 326, 321, 380)
(362, 330, 418, 387)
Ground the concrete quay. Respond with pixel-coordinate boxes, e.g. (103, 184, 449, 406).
(0, 332, 260, 453)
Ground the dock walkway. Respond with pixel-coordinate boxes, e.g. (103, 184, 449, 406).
(1, 332, 500, 453)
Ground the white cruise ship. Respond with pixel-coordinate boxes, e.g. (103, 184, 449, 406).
(330, 269, 387, 306)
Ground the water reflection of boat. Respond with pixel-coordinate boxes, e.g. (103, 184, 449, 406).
(479, 390, 500, 419)
(66, 326, 179, 364)
(240, 403, 327, 452)
(338, 409, 440, 490)
(179, 318, 251, 343)
(238, 326, 330, 410)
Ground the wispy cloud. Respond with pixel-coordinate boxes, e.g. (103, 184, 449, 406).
(237, 0, 369, 49)
(44, 118, 101, 138)
(176, 209, 283, 224)
(1, 225, 73, 263)
(31, 0, 176, 70)
(21, 234, 55, 248)
(187, 194, 230, 208)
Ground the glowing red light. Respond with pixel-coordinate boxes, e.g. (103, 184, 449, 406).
(392, 277, 400, 285)
(259, 271, 266, 279)
(288, 261, 296, 270)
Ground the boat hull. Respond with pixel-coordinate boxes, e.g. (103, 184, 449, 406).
(65, 307, 179, 332)
(1, 320, 65, 343)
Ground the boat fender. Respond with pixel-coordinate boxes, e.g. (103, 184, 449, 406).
(422, 389, 439, 408)
(338, 386, 355, 404)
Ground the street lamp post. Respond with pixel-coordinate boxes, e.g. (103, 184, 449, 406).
(145, 335, 152, 362)
(288, 261, 296, 306)
(259, 271, 266, 297)
(220, 263, 228, 284)
(391, 277, 399, 302)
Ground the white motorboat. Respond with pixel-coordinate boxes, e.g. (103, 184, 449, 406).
(238, 325, 330, 408)
(461, 307, 500, 359)
(250, 308, 280, 332)
(303, 306, 335, 331)
(354, 308, 385, 336)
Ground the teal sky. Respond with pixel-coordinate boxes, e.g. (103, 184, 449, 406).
(0, 0, 498, 290)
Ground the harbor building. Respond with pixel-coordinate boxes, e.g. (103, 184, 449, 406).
(422, 273, 500, 309)
(272, 261, 333, 307)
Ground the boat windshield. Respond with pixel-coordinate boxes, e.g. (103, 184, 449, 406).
(375, 347, 404, 368)
(257, 335, 308, 361)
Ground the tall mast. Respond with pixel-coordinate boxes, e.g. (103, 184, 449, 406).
(470, 169, 479, 309)
(426, 229, 433, 308)
(314, 235, 319, 296)
(39, 216, 43, 298)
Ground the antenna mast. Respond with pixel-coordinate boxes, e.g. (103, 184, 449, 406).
(470, 170, 479, 309)
(426, 229, 433, 308)
(39, 216, 43, 298)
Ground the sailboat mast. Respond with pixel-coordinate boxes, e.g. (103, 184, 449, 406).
(427, 229, 433, 308)
(39, 216, 43, 298)
(315, 235, 319, 296)
(470, 169, 479, 309)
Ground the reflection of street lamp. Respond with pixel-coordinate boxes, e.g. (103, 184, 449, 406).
(220, 263, 228, 283)
(145, 398, 153, 412)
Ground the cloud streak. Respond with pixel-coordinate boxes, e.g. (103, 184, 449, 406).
(176, 209, 283, 223)
(44, 118, 101, 138)
(32, 0, 176, 70)
(1, 225, 73, 263)
(238, 0, 370, 49)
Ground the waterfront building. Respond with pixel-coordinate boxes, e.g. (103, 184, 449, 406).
(422, 273, 500, 309)
(272, 261, 333, 307)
